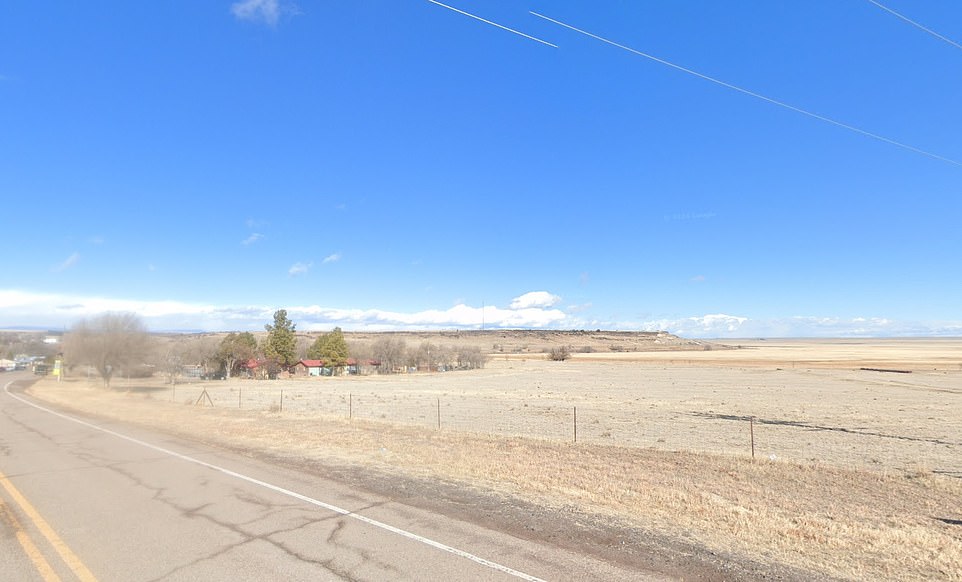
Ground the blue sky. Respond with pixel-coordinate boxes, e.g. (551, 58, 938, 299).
(1, 0, 960, 337)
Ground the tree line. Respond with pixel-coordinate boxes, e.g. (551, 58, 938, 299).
(62, 310, 486, 388)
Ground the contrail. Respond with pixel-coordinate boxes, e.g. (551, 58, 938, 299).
(531, 11, 961, 167)
(866, 0, 962, 52)
(428, 0, 557, 48)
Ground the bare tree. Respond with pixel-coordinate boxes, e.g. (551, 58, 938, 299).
(370, 337, 408, 374)
(415, 341, 440, 371)
(218, 332, 257, 379)
(190, 335, 223, 379)
(456, 346, 486, 369)
(159, 338, 186, 385)
(435, 344, 454, 371)
(64, 312, 153, 388)
(296, 334, 313, 360)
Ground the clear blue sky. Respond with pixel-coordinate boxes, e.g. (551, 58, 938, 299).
(1, 1, 960, 337)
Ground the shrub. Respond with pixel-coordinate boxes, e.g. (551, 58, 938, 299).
(548, 346, 570, 361)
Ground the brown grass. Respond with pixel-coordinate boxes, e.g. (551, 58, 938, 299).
(28, 340, 962, 581)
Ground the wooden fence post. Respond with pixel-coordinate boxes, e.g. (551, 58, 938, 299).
(574, 406, 578, 443)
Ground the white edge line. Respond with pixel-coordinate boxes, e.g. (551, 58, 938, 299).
(3, 381, 547, 582)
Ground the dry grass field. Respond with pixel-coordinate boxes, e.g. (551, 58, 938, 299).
(27, 337, 962, 581)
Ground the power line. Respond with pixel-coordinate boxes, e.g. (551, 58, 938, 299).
(428, 0, 557, 48)
(530, 11, 961, 167)
(866, 0, 962, 52)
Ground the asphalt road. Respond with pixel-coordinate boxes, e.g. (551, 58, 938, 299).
(1, 373, 669, 581)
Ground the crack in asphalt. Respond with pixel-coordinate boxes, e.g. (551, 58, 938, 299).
(0, 380, 374, 577)
(70, 445, 399, 580)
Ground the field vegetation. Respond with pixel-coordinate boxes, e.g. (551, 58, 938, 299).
(28, 336, 962, 581)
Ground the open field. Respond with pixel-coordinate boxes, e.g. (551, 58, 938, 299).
(574, 338, 962, 370)
(27, 338, 962, 581)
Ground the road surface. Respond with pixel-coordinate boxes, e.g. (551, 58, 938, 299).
(1, 373, 669, 581)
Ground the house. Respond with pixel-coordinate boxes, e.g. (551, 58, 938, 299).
(293, 359, 326, 377)
(240, 358, 272, 379)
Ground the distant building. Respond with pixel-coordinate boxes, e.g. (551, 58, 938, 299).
(294, 359, 326, 377)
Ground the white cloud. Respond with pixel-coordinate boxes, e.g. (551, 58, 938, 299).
(242, 233, 264, 246)
(510, 291, 561, 310)
(634, 314, 749, 337)
(231, 0, 298, 26)
(621, 313, 962, 339)
(2, 288, 958, 338)
(289, 303, 568, 331)
(0, 290, 569, 332)
(0, 290, 235, 330)
(288, 262, 311, 276)
(52, 252, 79, 273)
(322, 253, 341, 264)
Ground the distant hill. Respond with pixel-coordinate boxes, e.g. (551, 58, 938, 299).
(150, 329, 725, 361)
(340, 329, 717, 356)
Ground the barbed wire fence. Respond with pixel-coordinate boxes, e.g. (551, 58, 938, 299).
(161, 381, 960, 476)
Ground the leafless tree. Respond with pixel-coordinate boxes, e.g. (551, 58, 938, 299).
(371, 337, 408, 374)
(415, 341, 440, 371)
(159, 338, 187, 385)
(296, 334, 313, 360)
(456, 346, 486, 369)
(189, 335, 223, 378)
(64, 312, 153, 388)
(218, 332, 257, 379)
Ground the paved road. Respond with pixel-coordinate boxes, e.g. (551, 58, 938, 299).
(1, 374, 668, 581)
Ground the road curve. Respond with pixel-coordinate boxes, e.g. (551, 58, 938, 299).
(1, 374, 668, 581)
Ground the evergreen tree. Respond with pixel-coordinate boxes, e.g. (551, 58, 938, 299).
(307, 327, 350, 375)
(264, 309, 298, 373)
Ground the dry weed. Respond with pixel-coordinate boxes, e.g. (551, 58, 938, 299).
(28, 376, 962, 581)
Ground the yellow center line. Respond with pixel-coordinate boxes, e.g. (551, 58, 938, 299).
(0, 499, 61, 582)
(0, 469, 99, 582)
